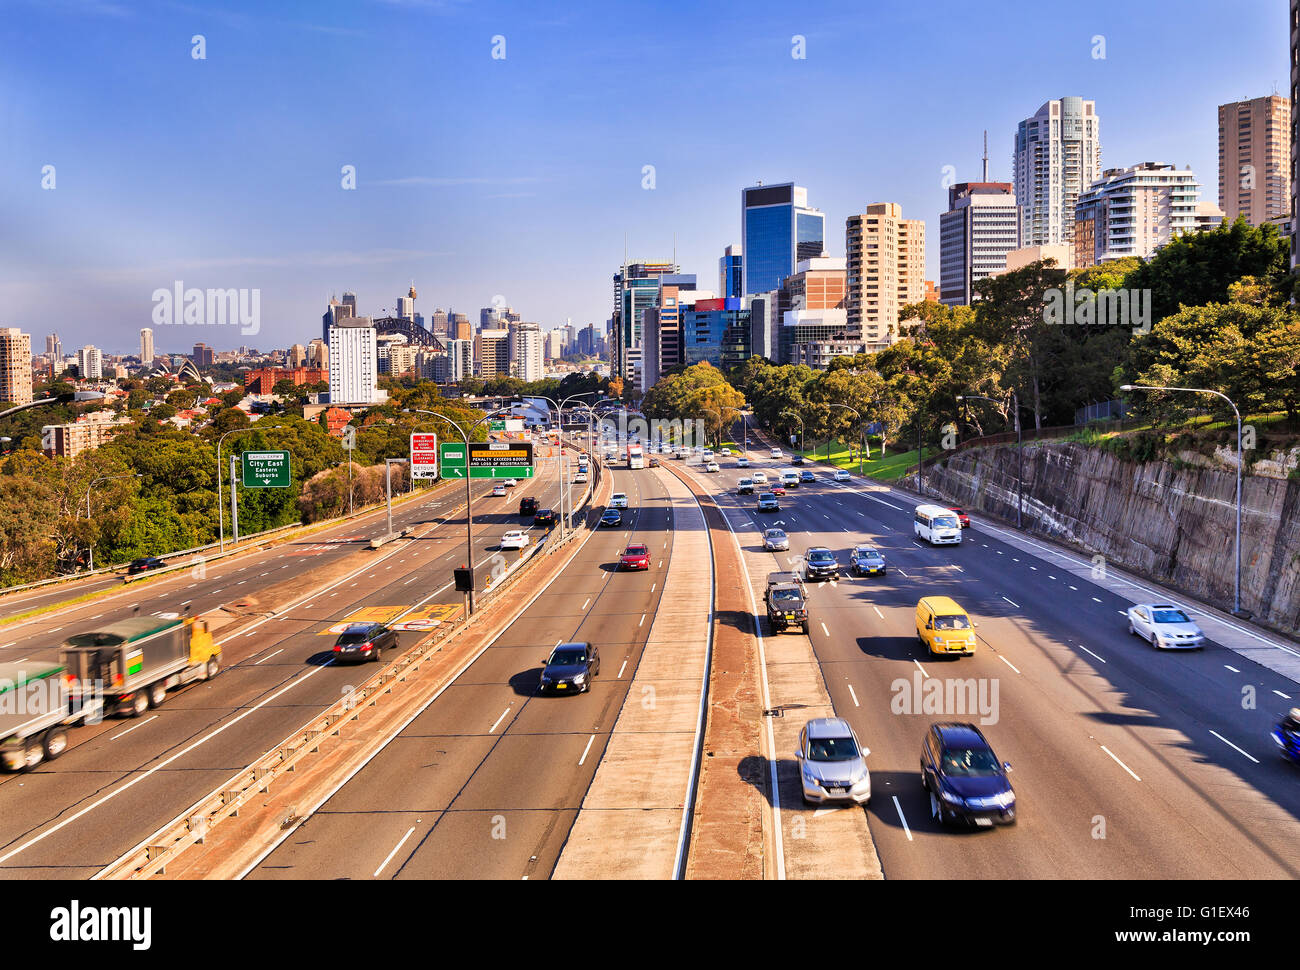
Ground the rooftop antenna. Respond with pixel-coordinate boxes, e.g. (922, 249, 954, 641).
(982, 130, 989, 183)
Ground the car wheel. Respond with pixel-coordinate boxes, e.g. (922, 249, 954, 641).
(23, 738, 44, 771)
(147, 682, 167, 709)
(373, 647, 382, 663)
(43, 727, 68, 761)
(1127, 621, 1135, 636)
(205, 656, 220, 680)
(131, 691, 149, 717)
(802, 621, 810, 635)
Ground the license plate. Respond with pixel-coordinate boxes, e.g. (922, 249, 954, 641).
(556, 683, 567, 690)
(974, 818, 993, 827)
(827, 786, 845, 793)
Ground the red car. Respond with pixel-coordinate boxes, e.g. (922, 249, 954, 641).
(771, 484, 786, 496)
(619, 543, 650, 570)
(949, 507, 971, 529)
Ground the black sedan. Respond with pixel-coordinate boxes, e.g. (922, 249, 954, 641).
(920, 723, 1015, 827)
(539, 641, 600, 694)
(600, 508, 622, 527)
(534, 508, 557, 527)
(126, 557, 166, 575)
(331, 622, 399, 664)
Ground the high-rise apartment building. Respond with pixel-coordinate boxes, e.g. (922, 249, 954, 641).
(139, 328, 154, 365)
(1074, 162, 1200, 267)
(509, 322, 544, 381)
(475, 329, 509, 378)
(610, 261, 694, 382)
(741, 183, 825, 296)
(449, 312, 472, 341)
(719, 244, 743, 298)
(544, 328, 566, 362)
(328, 318, 379, 405)
(431, 308, 448, 338)
(0, 329, 33, 406)
(446, 339, 472, 381)
(1218, 95, 1292, 227)
(939, 182, 1019, 306)
(845, 203, 926, 350)
(191, 343, 214, 368)
(77, 344, 103, 381)
(1014, 97, 1102, 246)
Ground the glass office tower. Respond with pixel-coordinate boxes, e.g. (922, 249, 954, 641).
(741, 183, 825, 296)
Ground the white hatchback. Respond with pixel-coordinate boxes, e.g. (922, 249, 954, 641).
(610, 492, 629, 509)
(751, 471, 769, 485)
(500, 530, 529, 550)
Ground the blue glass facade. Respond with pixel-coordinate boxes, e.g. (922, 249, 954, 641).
(744, 206, 793, 295)
(796, 211, 825, 262)
(682, 301, 750, 371)
(720, 252, 743, 298)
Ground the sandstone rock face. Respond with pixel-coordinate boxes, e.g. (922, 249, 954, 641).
(924, 442, 1300, 636)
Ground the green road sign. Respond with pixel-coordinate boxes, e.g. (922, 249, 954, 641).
(241, 450, 291, 488)
(439, 441, 535, 479)
(488, 419, 506, 432)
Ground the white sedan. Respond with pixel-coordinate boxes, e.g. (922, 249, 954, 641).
(1126, 603, 1205, 649)
(502, 478, 518, 488)
(491, 483, 507, 497)
(705, 461, 720, 473)
(499, 530, 529, 551)
(736, 457, 750, 468)
(834, 469, 851, 482)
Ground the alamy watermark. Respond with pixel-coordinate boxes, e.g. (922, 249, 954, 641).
(890, 670, 1000, 725)
(1042, 283, 1151, 333)
(151, 280, 261, 336)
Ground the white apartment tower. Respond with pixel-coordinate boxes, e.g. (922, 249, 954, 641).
(1073, 162, 1201, 266)
(0, 328, 33, 406)
(939, 182, 1019, 305)
(328, 318, 379, 405)
(140, 328, 154, 366)
(77, 344, 103, 380)
(1014, 97, 1102, 246)
(509, 322, 544, 381)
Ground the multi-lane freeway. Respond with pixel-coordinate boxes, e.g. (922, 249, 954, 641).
(676, 428, 1300, 879)
(0, 449, 592, 878)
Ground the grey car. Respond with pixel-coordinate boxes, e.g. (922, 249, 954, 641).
(757, 492, 780, 512)
(1126, 603, 1205, 649)
(763, 528, 789, 552)
(796, 717, 871, 805)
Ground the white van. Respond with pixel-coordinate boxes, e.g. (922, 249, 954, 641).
(914, 504, 963, 545)
(780, 470, 800, 489)
(770, 447, 783, 459)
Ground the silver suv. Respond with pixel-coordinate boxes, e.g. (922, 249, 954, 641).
(796, 717, 871, 805)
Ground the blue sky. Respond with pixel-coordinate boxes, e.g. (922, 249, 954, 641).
(0, 0, 1289, 354)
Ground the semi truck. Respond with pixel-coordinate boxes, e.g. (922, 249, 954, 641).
(0, 614, 223, 771)
(626, 442, 645, 470)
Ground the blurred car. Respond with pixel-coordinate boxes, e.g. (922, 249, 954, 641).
(1126, 604, 1205, 649)
(538, 641, 600, 694)
(770, 483, 786, 496)
(519, 496, 539, 517)
(949, 507, 971, 529)
(1272, 708, 1300, 763)
(800, 470, 815, 483)
(718, 447, 732, 456)
(763, 528, 789, 551)
(737, 478, 755, 495)
(834, 469, 851, 482)
(736, 457, 750, 468)
(770, 448, 783, 459)
(500, 530, 529, 551)
(610, 492, 628, 509)
(803, 547, 840, 582)
(574, 471, 588, 484)
(491, 483, 507, 497)
(796, 717, 871, 805)
(757, 492, 780, 512)
(704, 461, 720, 473)
(619, 543, 650, 570)
(600, 509, 622, 527)
(850, 545, 887, 576)
(649, 457, 660, 467)
(127, 557, 166, 575)
(751, 471, 769, 485)
(332, 622, 398, 664)
(791, 455, 805, 466)
(534, 508, 557, 527)
(921, 723, 1016, 827)
(502, 478, 518, 488)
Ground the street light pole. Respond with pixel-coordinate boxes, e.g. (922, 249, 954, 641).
(1121, 383, 1243, 615)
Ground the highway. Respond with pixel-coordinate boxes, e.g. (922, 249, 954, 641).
(0, 446, 585, 878)
(247, 463, 675, 880)
(677, 434, 1300, 879)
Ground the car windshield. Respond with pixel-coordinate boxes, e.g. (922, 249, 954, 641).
(772, 587, 801, 603)
(854, 548, 878, 559)
(808, 551, 834, 563)
(934, 615, 971, 631)
(941, 747, 1000, 776)
(808, 735, 859, 762)
(549, 648, 586, 665)
(603, 511, 619, 518)
(1152, 609, 1190, 624)
(625, 546, 647, 555)
(337, 630, 375, 644)
(766, 530, 786, 540)
(933, 516, 960, 529)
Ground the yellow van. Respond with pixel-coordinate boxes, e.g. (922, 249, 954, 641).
(915, 596, 977, 656)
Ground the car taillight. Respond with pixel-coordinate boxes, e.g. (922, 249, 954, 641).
(333, 645, 342, 652)
(361, 642, 373, 651)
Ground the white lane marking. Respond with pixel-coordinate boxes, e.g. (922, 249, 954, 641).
(1069, 585, 1078, 591)
(1100, 745, 1141, 781)
(488, 708, 511, 734)
(1049, 575, 1057, 580)
(1078, 644, 1106, 664)
(47, 627, 62, 633)
(892, 796, 913, 841)
(1012, 558, 1019, 563)
(998, 655, 1021, 674)
(913, 660, 929, 678)
(895, 568, 909, 578)
(578, 734, 596, 766)
(617, 660, 628, 679)
(0, 643, 13, 649)
(109, 716, 158, 741)
(252, 648, 283, 665)
(820, 622, 829, 636)
(639, 614, 646, 628)
(404, 577, 418, 585)
(651, 583, 656, 593)
(847, 684, 859, 707)
(1274, 690, 1292, 700)
(1210, 730, 1260, 763)
(1091, 597, 1103, 603)
(373, 827, 416, 878)
(872, 606, 884, 619)
(581, 597, 591, 610)
(1002, 596, 1019, 608)
(1029, 566, 1037, 571)
(658, 561, 663, 568)
(1224, 664, 1240, 673)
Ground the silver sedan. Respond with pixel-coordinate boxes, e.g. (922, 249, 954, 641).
(1126, 603, 1205, 649)
(763, 528, 789, 551)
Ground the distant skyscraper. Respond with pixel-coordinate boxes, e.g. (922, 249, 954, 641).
(45, 332, 62, 360)
(1014, 98, 1102, 246)
(289, 343, 307, 368)
(845, 204, 926, 349)
(939, 182, 1019, 305)
(741, 183, 825, 295)
(329, 318, 379, 405)
(77, 344, 103, 381)
(475, 329, 509, 377)
(450, 312, 472, 341)
(1074, 162, 1200, 266)
(0, 329, 33, 405)
(1218, 95, 1292, 227)
(431, 308, 448, 337)
(139, 328, 154, 365)
(719, 244, 743, 298)
(610, 261, 695, 383)
(510, 323, 544, 381)
(191, 343, 214, 368)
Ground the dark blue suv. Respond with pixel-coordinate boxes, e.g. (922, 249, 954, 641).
(921, 723, 1015, 827)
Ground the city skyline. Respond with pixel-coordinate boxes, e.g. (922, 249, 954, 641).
(0, 0, 1288, 351)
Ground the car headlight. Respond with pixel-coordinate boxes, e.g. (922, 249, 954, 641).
(573, 673, 586, 683)
(940, 789, 964, 804)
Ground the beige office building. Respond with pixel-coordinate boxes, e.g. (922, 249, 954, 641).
(1218, 95, 1291, 227)
(475, 328, 509, 377)
(845, 203, 926, 350)
(0, 328, 33, 406)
